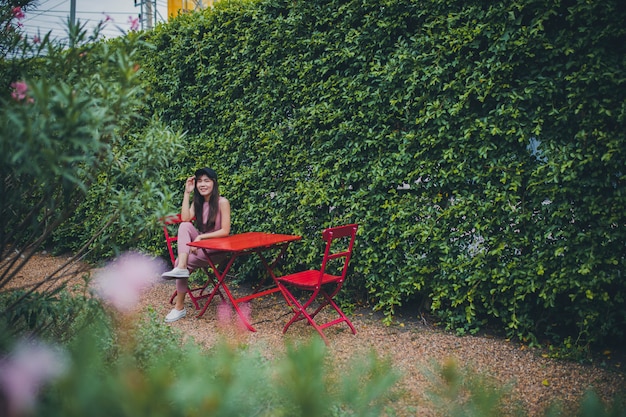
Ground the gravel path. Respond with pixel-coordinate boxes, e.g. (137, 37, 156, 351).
(7, 252, 626, 416)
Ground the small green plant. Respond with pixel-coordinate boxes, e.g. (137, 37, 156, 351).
(423, 357, 523, 417)
(421, 357, 626, 417)
(575, 390, 626, 417)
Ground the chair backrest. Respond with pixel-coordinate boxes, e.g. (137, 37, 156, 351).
(319, 224, 359, 282)
(162, 214, 183, 266)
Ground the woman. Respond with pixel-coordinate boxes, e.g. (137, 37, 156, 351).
(161, 167, 231, 322)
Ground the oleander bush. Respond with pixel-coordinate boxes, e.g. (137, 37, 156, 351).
(1, 7, 139, 261)
(0, 0, 181, 365)
(133, 0, 626, 351)
(1, 0, 183, 279)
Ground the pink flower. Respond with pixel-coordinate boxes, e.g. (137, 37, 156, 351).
(33, 35, 40, 44)
(103, 14, 113, 23)
(12, 6, 25, 20)
(128, 16, 139, 31)
(0, 339, 67, 416)
(216, 301, 233, 327)
(93, 252, 164, 312)
(235, 302, 252, 332)
(10, 81, 29, 101)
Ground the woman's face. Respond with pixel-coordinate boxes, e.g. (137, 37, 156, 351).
(195, 174, 214, 198)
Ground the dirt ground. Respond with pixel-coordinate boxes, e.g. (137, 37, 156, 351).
(5, 251, 626, 416)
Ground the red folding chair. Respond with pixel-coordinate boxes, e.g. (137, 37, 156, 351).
(161, 214, 223, 310)
(276, 224, 358, 344)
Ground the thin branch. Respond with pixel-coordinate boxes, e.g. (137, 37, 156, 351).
(0, 210, 121, 315)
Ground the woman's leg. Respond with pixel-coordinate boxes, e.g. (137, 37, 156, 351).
(163, 222, 200, 317)
(168, 224, 226, 314)
(186, 250, 221, 270)
(174, 252, 227, 310)
(175, 222, 199, 270)
(174, 279, 188, 310)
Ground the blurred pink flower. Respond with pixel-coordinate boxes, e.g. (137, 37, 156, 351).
(216, 301, 233, 328)
(0, 339, 67, 416)
(128, 16, 139, 31)
(33, 35, 40, 44)
(94, 252, 164, 312)
(12, 6, 25, 20)
(104, 14, 112, 23)
(10, 81, 29, 102)
(235, 302, 252, 332)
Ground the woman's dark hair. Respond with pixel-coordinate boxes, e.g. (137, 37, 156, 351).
(193, 168, 220, 232)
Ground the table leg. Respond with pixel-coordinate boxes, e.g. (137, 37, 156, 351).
(196, 254, 258, 332)
(255, 247, 294, 307)
(191, 241, 297, 332)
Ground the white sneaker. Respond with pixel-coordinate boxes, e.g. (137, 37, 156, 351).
(161, 267, 190, 279)
(165, 308, 186, 323)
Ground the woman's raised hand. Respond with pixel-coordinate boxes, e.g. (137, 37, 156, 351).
(185, 176, 195, 193)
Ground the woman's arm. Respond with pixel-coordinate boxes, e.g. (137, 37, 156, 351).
(180, 176, 196, 222)
(195, 198, 231, 240)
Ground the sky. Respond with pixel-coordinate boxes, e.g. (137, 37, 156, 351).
(21, 0, 169, 42)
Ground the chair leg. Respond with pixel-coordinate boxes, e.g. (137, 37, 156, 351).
(308, 299, 329, 320)
(281, 293, 306, 332)
(280, 293, 330, 344)
(281, 293, 357, 345)
(169, 277, 225, 311)
(321, 291, 357, 334)
(187, 287, 205, 310)
(283, 306, 329, 345)
(294, 290, 356, 335)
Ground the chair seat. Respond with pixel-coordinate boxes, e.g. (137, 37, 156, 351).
(277, 270, 341, 289)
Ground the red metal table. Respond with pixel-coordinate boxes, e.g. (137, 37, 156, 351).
(188, 232, 301, 331)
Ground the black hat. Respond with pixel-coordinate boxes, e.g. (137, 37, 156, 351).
(195, 167, 218, 181)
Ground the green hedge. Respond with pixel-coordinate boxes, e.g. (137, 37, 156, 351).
(135, 0, 625, 349)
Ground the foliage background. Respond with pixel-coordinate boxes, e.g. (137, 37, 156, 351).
(3, 0, 620, 351)
(126, 0, 625, 350)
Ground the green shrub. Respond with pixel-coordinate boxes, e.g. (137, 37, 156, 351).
(50, 117, 187, 261)
(31, 322, 398, 417)
(134, 0, 625, 350)
(0, 286, 104, 344)
(422, 358, 626, 417)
